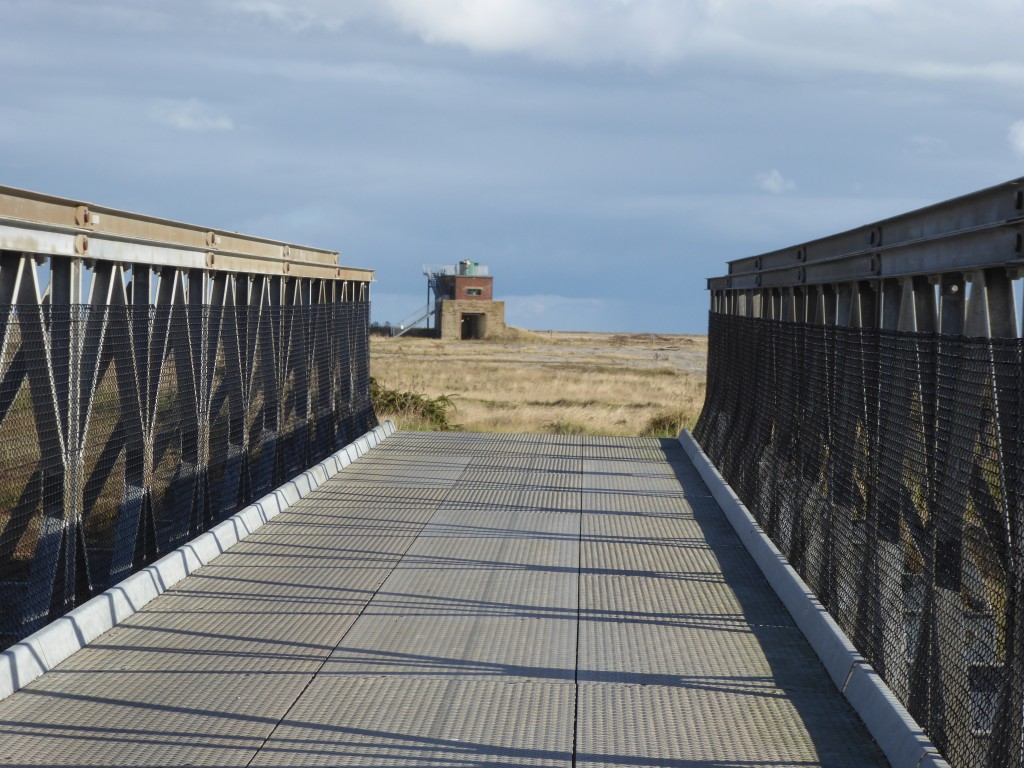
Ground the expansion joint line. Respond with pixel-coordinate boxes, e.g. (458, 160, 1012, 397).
(571, 434, 583, 768)
(241, 460, 464, 767)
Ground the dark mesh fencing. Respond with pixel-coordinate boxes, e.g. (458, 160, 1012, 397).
(0, 301, 376, 651)
(695, 312, 1024, 768)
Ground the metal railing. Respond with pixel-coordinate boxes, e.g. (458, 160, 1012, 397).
(0, 186, 376, 650)
(391, 304, 433, 336)
(423, 263, 491, 277)
(696, 177, 1024, 768)
(707, 177, 1024, 335)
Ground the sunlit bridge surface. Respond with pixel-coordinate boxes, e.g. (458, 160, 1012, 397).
(0, 431, 886, 767)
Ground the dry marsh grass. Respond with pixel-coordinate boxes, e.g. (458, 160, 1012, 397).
(370, 329, 707, 437)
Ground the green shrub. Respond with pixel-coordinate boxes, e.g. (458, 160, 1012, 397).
(370, 377, 460, 431)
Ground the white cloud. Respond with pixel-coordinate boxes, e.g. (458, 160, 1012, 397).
(228, 0, 306, 27)
(906, 134, 950, 155)
(381, 0, 700, 65)
(222, 0, 697, 65)
(148, 99, 234, 132)
(225, 0, 363, 30)
(755, 169, 796, 195)
(219, 0, 1024, 80)
(1010, 121, 1024, 157)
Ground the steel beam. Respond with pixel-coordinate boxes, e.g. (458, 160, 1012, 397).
(0, 185, 373, 283)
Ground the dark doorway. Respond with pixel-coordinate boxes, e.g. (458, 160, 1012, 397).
(461, 313, 486, 340)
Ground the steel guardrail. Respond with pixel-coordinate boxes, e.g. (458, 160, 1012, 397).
(707, 177, 1024, 336)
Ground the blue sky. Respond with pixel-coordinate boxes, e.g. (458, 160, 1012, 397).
(3, 0, 1024, 333)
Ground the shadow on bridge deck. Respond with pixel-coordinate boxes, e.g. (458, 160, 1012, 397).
(0, 431, 887, 767)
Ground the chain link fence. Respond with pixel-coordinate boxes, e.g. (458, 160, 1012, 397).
(695, 312, 1024, 768)
(0, 301, 375, 651)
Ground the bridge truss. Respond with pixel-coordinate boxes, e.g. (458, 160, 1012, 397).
(0, 186, 376, 649)
(697, 177, 1024, 768)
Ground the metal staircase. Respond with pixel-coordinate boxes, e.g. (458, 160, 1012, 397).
(392, 304, 433, 336)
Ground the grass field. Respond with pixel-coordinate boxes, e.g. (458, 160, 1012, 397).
(370, 328, 707, 437)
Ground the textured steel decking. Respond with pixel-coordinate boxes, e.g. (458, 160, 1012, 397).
(0, 432, 887, 767)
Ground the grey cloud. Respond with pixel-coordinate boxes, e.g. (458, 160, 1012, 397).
(3, 0, 1022, 334)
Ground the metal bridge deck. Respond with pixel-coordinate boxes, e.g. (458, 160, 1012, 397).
(0, 432, 886, 767)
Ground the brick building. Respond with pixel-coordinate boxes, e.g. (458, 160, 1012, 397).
(426, 261, 505, 340)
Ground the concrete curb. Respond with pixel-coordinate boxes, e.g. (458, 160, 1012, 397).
(679, 429, 948, 768)
(0, 420, 397, 702)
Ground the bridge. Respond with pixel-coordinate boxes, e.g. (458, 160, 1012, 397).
(2, 179, 1023, 767)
